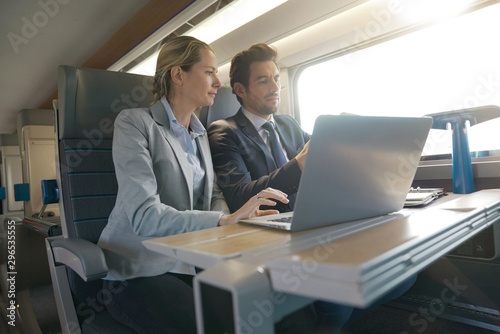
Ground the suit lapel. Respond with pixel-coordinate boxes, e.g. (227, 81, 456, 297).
(274, 119, 296, 158)
(234, 109, 276, 171)
(150, 101, 194, 209)
(196, 134, 213, 211)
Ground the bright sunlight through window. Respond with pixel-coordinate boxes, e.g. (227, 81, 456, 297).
(297, 3, 500, 158)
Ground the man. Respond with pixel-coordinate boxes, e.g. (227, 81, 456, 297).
(208, 43, 416, 333)
(209, 43, 355, 333)
(208, 43, 309, 213)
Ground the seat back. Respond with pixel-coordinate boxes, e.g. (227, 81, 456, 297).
(54, 66, 153, 332)
(57, 65, 154, 242)
(198, 86, 240, 128)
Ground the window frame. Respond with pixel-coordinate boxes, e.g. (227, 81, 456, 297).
(289, 2, 500, 165)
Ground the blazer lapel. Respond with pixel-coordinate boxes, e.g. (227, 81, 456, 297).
(196, 134, 213, 211)
(150, 101, 194, 208)
(275, 121, 296, 158)
(234, 109, 276, 171)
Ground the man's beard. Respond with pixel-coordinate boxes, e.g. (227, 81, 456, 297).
(258, 104, 278, 116)
(257, 94, 280, 115)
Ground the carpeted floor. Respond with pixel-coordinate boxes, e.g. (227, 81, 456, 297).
(27, 283, 500, 334)
(30, 284, 61, 334)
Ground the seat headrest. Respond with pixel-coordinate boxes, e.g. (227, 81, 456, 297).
(17, 109, 54, 128)
(198, 86, 240, 128)
(0, 134, 19, 147)
(57, 65, 154, 139)
(16, 109, 54, 150)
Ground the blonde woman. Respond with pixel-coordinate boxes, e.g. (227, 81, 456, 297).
(98, 36, 288, 333)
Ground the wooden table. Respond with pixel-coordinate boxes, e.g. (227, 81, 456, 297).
(143, 189, 500, 334)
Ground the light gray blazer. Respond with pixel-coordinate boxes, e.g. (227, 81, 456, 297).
(98, 100, 229, 281)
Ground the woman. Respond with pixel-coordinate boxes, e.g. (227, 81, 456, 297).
(97, 36, 289, 333)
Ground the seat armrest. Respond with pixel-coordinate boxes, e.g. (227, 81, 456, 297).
(49, 237, 108, 281)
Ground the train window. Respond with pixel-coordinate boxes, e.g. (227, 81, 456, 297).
(296, 3, 500, 159)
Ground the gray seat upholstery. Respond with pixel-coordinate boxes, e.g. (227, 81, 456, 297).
(46, 65, 153, 334)
(197, 85, 240, 128)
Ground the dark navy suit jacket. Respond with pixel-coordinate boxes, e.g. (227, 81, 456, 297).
(208, 109, 311, 212)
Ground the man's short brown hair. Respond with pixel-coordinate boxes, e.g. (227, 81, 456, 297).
(230, 43, 279, 104)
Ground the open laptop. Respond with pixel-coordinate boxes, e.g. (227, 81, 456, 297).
(239, 114, 433, 231)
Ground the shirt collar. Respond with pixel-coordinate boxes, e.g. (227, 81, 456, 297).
(161, 96, 206, 136)
(241, 106, 276, 131)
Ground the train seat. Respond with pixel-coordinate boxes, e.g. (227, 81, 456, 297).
(197, 85, 240, 128)
(46, 65, 153, 334)
(0, 134, 23, 219)
(16, 109, 62, 236)
(1, 125, 59, 333)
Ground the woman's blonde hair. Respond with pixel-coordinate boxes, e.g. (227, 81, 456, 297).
(152, 36, 214, 103)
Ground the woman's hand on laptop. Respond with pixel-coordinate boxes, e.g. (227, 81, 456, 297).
(218, 188, 289, 226)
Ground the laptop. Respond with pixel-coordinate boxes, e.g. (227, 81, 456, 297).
(239, 114, 433, 231)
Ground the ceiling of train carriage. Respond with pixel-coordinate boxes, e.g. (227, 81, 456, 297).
(0, 0, 234, 135)
(0, 0, 152, 134)
(1, 0, 368, 135)
(0, 0, 361, 135)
